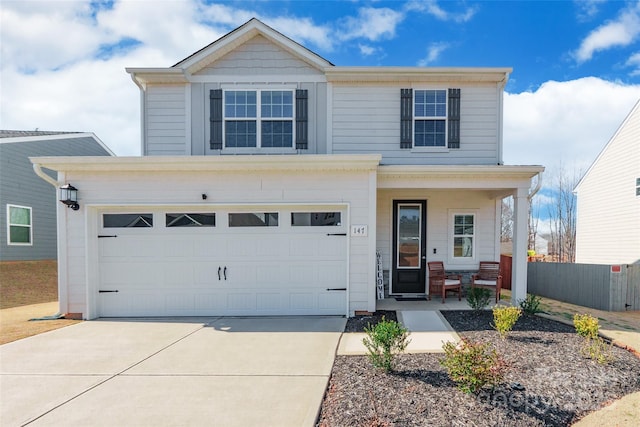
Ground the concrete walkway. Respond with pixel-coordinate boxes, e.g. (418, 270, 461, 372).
(0, 316, 345, 427)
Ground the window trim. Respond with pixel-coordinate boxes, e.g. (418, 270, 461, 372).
(223, 88, 296, 149)
(448, 211, 477, 263)
(7, 204, 33, 246)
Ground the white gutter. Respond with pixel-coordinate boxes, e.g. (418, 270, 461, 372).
(32, 163, 59, 187)
(528, 171, 543, 200)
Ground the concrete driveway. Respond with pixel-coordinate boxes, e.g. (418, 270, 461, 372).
(0, 316, 345, 427)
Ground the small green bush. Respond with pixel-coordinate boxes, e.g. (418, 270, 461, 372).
(519, 294, 542, 314)
(492, 306, 522, 339)
(441, 338, 507, 394)
(581, 336, 614, 364)
(362, 317, 410, 372)
(573, 313, 599, 339)
(466, 287, 492, 311)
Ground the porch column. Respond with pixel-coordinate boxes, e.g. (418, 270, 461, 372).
(511, 187, 529, 304)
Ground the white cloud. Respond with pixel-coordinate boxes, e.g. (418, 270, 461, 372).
(338, 7, 404, 41)
(417, 42, 450, 66)
(626, 51, 640, 75)
(405, 0, 477, 23)
(574, 3, 640, 63)
(504, 77, 640, 175)
(575, 0, 607, 21)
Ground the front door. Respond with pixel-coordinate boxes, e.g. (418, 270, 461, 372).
(392, 200, 427, 294)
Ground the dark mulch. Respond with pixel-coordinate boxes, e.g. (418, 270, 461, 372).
(317, 310, 640, 426)
(344, 311, 398, 332)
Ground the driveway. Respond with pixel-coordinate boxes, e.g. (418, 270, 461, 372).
(0, 316, 345, 427)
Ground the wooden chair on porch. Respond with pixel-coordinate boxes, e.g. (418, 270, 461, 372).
(427, 261, 462, 303)
(471, 261, 502, 303)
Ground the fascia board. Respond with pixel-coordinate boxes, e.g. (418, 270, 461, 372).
(378, 164, 544, 181)
(30, 154, 382, 173)
(324, 67, 512, 84)
(125, 68, 188, 86)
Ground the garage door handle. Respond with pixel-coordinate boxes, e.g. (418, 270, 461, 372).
(223, 266, 227, 280)
(218, 267, 221, 281)
(326, 288, 347, 291)
(98, 235, 118, 238)
(327, 233, 347, 236)
(99, 290, 119, 293)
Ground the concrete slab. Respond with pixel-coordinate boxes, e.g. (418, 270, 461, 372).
(26, 375, 327, 427)
(127, 316, 345, 376)
(0, 316, 345, 427)
(337, 311, 459, 355)
(0, 319, 207, 375)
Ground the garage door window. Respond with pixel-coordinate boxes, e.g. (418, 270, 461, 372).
(291, 212, 341, 226)
(103, 214, 153, 228)
(229, 212, 278, 227)
(166, 213, 215, 227)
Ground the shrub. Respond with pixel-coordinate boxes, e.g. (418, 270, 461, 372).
(441, 338, 507, 394)
(573, 313, 599, 339)
(466, 287, 492, 311)
(519, 294, 542, 314)
(362, 317, 410, 372)
(492, 306, 522, 339)
(581, 336, 614, 364)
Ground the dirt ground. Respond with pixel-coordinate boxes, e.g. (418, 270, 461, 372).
(0, 260, 80, 344)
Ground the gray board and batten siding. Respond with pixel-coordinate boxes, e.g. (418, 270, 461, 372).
(527, 262, 640, 311)
(0, 133, 113, 261)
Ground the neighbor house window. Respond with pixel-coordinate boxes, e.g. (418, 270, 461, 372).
(224, 90, 293, 148)
(414, 90, 447, 147)
(7, 204, 32, 245)
(453, 214, 474, 258)
(228, 213, 279, 227)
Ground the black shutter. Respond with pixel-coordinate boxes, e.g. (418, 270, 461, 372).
(448, 88, 460, 149)
(296, 89, 308, 149)
(400, 88, 413, 148)
(210, 89, 223, 150)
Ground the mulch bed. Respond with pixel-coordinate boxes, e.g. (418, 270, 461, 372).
(317, 310, 640, 426)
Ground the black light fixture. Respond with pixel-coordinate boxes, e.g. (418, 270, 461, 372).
(60, 184, 79, 210)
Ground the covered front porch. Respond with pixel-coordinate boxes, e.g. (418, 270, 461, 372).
(374, 164, 544, 308)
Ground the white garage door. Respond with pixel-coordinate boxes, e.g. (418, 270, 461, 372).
(97, 207, 348, 317)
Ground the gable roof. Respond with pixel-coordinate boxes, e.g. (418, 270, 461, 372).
(574, 99, 640, 192)
(127, 18, 333, 86)
(0, 130, 116, 156)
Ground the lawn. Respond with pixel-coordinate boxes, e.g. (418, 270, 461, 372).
(0, 260, 80, 344)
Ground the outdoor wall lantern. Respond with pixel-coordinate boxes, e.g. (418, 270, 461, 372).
(59, 184, 79, 210)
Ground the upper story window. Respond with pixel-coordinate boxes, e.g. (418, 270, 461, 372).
(211, 89, 308, 151)
(400, 88, 460, 149)
(7, 204, 32, 245)
(414, 90, 447, 147)
(224, 90, 293, 148)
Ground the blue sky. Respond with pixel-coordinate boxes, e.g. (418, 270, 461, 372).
(2, 0, 640, 181)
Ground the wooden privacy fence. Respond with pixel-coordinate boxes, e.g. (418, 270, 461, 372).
(527, 262, 640, 311)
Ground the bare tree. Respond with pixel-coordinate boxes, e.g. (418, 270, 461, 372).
(528, 196, 540, 252)
(501, 196, 513, 243)
(547, 165, 580, 263)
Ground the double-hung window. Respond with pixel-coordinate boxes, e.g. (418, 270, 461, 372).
(452, 214, 475, 259)
(414, 90, 447, 147)
(224, 90, 293, 148)
(7, 204, 32, 245)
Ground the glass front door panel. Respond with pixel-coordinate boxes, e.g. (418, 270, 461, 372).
(397, 204, 421, 268)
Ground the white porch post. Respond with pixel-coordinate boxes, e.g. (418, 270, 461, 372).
(511, 187, 529, 304)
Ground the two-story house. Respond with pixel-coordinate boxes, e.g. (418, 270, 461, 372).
(32, 19, 542, 319)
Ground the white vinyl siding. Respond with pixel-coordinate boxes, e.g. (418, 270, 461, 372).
(575, 102, 640, 264)
(331, 85, 501, 165)
(145, 85, 187, 155)
(194, 35, 323, 77)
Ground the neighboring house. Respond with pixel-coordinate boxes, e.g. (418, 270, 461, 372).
(0, 131, 113, 261)
(31, 19, 543, 319)
(575, 100, 640, 265)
